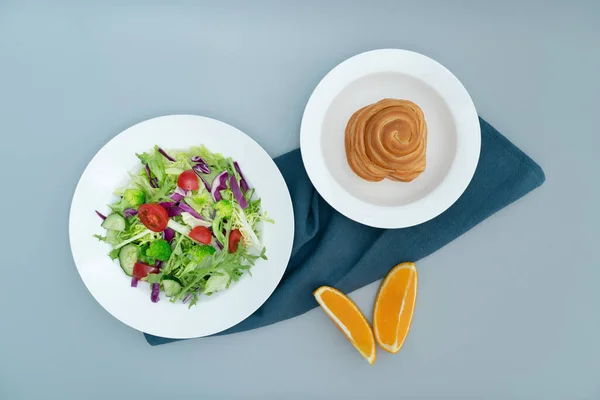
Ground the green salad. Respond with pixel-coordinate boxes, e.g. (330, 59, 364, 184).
(94, 145, 271, 307)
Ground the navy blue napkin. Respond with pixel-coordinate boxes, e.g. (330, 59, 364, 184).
(145, 117, 545, 346)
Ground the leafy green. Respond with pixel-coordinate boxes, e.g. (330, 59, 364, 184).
(108, 197, 130, 213)
(136, 146, 167, 185)
(147, 273, 163, 284)
(184, 192, 214, 220)
(170, 244, 266, 303)
(204, 271, 230, 294)
(232, 202, 262, 251)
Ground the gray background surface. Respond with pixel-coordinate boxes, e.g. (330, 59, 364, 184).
(1, 1, 599, 399)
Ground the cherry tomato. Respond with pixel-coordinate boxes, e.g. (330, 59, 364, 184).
(177, 170, 199, 191)
(189, 226, 212, 244)
(228, 229, 243, 253)
(138, 203, 169, 232)
(133, 262, 159, 280)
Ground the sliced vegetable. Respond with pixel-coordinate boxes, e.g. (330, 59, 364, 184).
(163, 279, 182, 297)
(145, 164, 158, 188)
(177, 170, 199, 191)
(192, 162, 210, 175)
(158, 147, 176, 162)
(189, 226, 212, 244)
(163, 227, 175, 244)
(210, 171, 229, 201)
(138, 203, 169, 232)
(118, 244, 138, 276)
(199, 175, 211, 192)
(151, 283, 160, 303)
(181, 212, 212, 228)
(179, 202, 204, 220)
(182, 292, 194, 304)
(96, 210, 107, 220)
(131, 277, 139, 287)
(133, 262, 159, 280)
(229, 175, 248, 209)
(123, 208, 138, 218)
(234, 161, 250, 192)
(190, 155, 206, 163)
(167, 219, 191, 236)
(167, 205, 184, 217)
(101, 213, 126, 232)
(228, 229, 243, 253)
(158, 201, 175, 209)
(170, 187, 188, 202)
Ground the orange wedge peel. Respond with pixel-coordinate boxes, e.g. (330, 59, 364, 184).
(313, 286, 376, 365)
(373, 262, 418, 353)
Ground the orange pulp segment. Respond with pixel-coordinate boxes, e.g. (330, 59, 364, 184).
(313, 286, 376, 365)
(373, 262, 418, 353)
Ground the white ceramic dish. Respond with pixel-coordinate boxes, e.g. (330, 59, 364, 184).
(69, 115, 294, 339)
(300, 49, 480, 228)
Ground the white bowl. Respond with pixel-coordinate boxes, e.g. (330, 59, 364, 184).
(300, 49, 480, 228)
(69, 115, 294, 339)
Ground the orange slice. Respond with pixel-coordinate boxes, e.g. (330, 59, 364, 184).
(373, 262, 418, 353)
(314, 286, 376, 364)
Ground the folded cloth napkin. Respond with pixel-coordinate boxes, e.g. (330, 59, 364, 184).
(145, 117, 545, 346)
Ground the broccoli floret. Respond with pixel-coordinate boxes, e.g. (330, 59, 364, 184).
(213, 199, 233, 218)
(190, 245, 216, 262)
(145, 239, 172, 261)
(124, 189, 146, 207)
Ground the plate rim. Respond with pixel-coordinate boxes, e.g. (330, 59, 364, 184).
(69, 114, 294, 338)
(300, 48, 481, 228)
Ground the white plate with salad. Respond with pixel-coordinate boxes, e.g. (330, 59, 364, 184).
(69, 115, 294, 339)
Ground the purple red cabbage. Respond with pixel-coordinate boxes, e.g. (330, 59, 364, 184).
(155, 260, 163, 269)
(170, 187, 188, 202)
(210, 171, 229, 201)
(182, 293, 194, 304)
(192, 162, 210, 175)
(151, 283, 160, 303)
(215, 239, 224, 250)
(229, 175, 248, 209)
(163, 228, 175, 244)
(199, 175, 211, 192)
(158, 201, 175, 209)
(131, 277, 139, 287)
(145, 164, 158, 188)
(123, 208, 138, 218)
(167, 205, 184, 217)
(158, 147, 176, 162)
(95, 210, 107, 220)
(179, 202, 204, 220)
(234, 161, 250, 192)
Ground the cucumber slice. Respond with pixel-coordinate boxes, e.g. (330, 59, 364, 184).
(163, 279, 182, 297)
(118, 244, 138, 276)
(101, 213, 126, 232)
